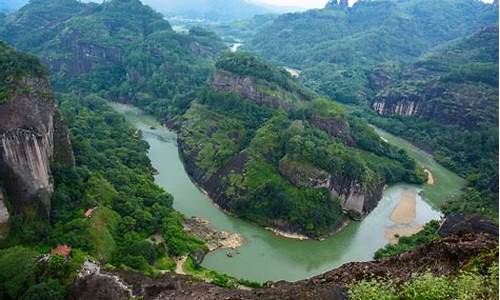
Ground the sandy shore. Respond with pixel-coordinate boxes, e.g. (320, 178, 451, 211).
(390, 189, 417, 225)
(424, 169, 434, 185)
(267, 227, 309, 240)
(384, 225, 423, 244)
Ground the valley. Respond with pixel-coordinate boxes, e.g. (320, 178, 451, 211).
(0, 0, 497, 298)
(112, 102, 459, 282)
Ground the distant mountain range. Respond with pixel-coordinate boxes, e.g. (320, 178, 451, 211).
(0, 0, 295, 22)
(0, 0, 26, 13)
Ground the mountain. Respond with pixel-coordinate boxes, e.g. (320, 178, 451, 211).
(176, 52, 425, 237)
(151, 0, 272, 23)
(369, 26, 499, 216)
(0, 0, 26, 13)
(0, 41, 74, 223)
(0, 0, 226, 119)
(372, 27, 499, 129)
(249, 0, 498, 104)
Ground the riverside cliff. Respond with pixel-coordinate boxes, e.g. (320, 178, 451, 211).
(371, 26, 499, 129)
(178, 52, 425, 237)
(0, 42, 74, 220)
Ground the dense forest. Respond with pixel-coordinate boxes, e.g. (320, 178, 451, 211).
(178, 52, 425, 237)
(0, 0, 498, 299)
(237, 0, 500, 219)
(0, 93, 209, 299)
(0, 0, 226, 120)
(248, 0, 498, 104)
(367, 26, 499, 218)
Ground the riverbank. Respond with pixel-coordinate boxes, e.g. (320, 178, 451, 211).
(183, 217, 244, 251)
(266, 227, 310, 240)
(112, 102, 446, 282)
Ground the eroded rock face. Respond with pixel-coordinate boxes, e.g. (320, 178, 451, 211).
(210, 70, 295, 112)
(329, 175, 384, 218)
(0, 190, 9, 239)
(0, 77, 74, 219)
(278, 157, 385, 218)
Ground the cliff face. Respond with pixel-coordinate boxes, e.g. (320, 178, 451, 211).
(0, 77, 74, 219)
(179, 53, 421, 237)
(210, 70, 296, 112)
(328, 174, 384, 218)
(278, 158, 384, 218)
(371, 27, 499, 129)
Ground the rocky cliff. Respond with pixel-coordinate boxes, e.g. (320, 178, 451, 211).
(178, 53, 420, 237)
(278, 157, 384, 218)
(210, 70, 296, 112)
(371, 27, 499, 129)
(0, 45, 74, 220)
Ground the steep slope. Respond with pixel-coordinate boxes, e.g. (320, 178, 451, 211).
(178, 52, 425, 237)
(249, 0, 498, 104)
(372, 26, 499, 128)
(369, 27, 499, 217)
(0, 0, 226, 119)
(0, 41, 74, 220)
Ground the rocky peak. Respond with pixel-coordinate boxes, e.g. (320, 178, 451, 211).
(0, 45, 74, 220)
(326, 0, 349, 10)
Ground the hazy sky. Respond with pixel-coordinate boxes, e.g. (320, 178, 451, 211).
(252, 0, 493, 8)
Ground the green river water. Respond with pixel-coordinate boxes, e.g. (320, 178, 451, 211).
(112, 103, 464, 283)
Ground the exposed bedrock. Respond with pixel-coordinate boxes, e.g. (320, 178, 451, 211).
(210, 70, 296, 112)
(0, 77, 74, 219)
(278, 158, 384, 218)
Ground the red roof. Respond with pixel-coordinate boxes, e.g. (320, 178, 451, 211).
(51, 245, 72, 257)
(84, 207, 96, 218)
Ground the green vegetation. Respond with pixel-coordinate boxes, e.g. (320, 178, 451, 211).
(0, 94, 206, 299)
(179, 53, 425, 237)
(184, 257, 261, 289)
(349, 263, 499, 300)
(368, 28, 499, 218)
(250, 0, 497, 104)
(374, 221, 440, 259)
(0, 0, 226, 119)
(0, 41, 47, 102)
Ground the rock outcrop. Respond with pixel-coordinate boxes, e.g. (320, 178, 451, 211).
(210, 70, 296, 112)
(329, 175, 384, 218)
(371, 27, 499, 129)
(325, 0, 349, 10)
(278, 157, 384, 218)
(0, 76, 74, 219)
(0, 190, 9, 239)
(68, 227, 497, 300)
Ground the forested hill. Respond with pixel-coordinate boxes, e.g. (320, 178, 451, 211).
(177, 52, 426, 237)
(249, 0, 498, 104)
(369, 26, 499, 217)
(0, 0, 226, 119)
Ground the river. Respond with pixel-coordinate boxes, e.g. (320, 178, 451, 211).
(111, 103, 463, 283)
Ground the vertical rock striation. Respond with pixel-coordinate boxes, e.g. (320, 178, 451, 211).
(0, 77, 74, 219)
